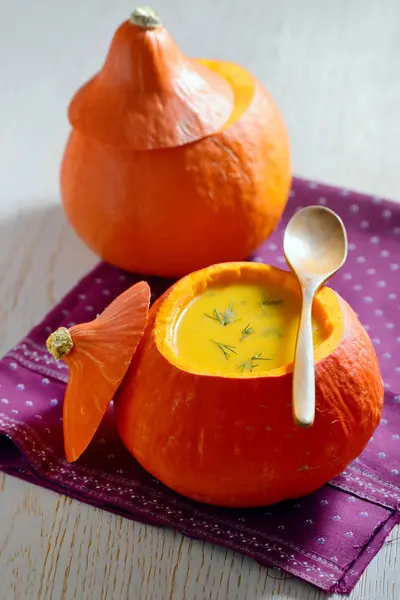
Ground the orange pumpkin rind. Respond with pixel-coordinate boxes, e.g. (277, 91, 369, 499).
(68, 7, 235, 151)
(114, 263, 384, 507)
(61, 8, 291, 277)
(47, 280, 151, 462)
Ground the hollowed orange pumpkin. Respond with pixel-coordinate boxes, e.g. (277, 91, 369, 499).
(60, 7, 291, 277)
(47, 263, 383, 508)
(114, 263, 383, 507)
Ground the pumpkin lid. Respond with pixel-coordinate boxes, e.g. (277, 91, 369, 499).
(46, 281, 151, 462)
(67, 7, 235, 150)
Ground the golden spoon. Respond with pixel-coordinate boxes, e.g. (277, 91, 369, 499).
(283, 205, 348, 427)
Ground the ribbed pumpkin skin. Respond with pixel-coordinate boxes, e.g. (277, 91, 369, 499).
(115, 293, 383, 508)
(60, 77, 290, 277)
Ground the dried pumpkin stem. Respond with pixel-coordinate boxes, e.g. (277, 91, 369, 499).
(46, 327, 74, 360)
(130, 6, 162, 29)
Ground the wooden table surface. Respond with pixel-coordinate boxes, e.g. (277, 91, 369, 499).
(0, 1, 399, 598)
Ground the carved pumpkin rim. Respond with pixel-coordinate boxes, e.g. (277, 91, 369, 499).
(154, 262, 344, 379)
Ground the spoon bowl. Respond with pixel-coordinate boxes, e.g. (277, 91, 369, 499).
(283, 205, 348, 427)
(284, 205, 348, 278)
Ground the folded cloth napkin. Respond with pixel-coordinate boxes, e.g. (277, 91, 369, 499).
(1, 177, 399, 595)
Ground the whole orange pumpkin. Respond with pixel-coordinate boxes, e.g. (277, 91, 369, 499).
(114, 263, 383, 507)
(60, 7, 291, 277)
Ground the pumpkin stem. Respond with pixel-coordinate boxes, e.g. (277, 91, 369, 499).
(130, 6, 162, 29)
(46, 327, 74, 360)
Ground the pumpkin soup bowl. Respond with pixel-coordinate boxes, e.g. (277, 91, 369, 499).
(60, 9, 291, 278)
(114, 262, 384, 508)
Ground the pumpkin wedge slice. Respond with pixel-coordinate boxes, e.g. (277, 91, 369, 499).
(46, 281, 151, 462)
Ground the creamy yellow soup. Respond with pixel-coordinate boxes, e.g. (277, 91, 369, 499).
(174, 283, 327, 375)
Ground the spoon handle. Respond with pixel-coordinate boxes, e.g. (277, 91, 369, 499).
(292, 286, 316, 427)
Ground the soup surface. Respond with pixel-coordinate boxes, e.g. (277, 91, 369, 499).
(174, 283, 327, 375)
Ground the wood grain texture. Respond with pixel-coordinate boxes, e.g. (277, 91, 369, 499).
(0, 0, 399, 598)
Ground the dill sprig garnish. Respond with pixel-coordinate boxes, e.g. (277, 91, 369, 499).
(213, 341, 238, 360)
(238, 352, 271, 372)
(205, 303, 239, 326)
(238, 362, 255, 373)
(261, 295, 284, 311)
(240, 323, 253, 341)
(251, 352, 270, 361)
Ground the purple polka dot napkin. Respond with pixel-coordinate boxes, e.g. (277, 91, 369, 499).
(1, 177, 399, 595)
